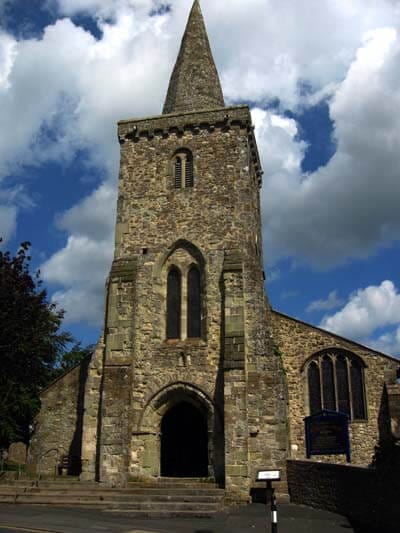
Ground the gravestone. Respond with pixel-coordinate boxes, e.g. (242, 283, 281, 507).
(8, 442, 27, 464)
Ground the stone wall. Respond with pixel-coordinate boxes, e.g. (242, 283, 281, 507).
(272, 311, 398, 465)
(287, 459, 400, 532)
(29, 358, 89, 476)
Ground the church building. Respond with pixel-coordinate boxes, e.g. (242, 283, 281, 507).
(30, 0, 400, 502)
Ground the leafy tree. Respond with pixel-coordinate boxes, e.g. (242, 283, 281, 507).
(0, 240, 72, 449)
(52, 341, 94, 379)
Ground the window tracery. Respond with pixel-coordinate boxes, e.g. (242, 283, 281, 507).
(306, 349, 367, 420)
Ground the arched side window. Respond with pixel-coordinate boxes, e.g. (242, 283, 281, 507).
(187, 266, 201, 338)
(173, 149, 194, 189)
(306, 349, 367, 420)
(166, 267, 181, 339)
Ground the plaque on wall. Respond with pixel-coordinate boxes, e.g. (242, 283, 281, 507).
(304, 410, 351, 462)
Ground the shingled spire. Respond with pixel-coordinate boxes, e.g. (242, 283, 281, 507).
(163, 0, 225, 114)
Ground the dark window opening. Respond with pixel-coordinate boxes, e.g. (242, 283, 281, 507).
(308, 361, 322, 415)
(336, 355, 350, 415)
(175, 157, 182, 188)
(166, 267, 181, 339)
(351, 360, 366, 419)
(185, 153, 194, 188)
(187, 266, 201, 338)
(161, 402, 208, 477)
(322, 355, 336, 411)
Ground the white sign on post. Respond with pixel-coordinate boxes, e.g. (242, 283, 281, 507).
(256, 469, 281, 482)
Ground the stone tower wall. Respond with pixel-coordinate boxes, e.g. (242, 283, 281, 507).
(79, 105, 289, 496)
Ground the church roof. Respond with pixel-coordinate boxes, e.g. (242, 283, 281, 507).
(162, 0, 225, 115)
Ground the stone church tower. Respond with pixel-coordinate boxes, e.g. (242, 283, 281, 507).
(79, 0, 288, 498)
(30, 0, 400, 504)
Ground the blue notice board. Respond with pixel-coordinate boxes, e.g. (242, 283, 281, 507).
(304, 410, 351, 462)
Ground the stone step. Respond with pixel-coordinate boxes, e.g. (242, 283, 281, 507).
(0, 478, 225, 518)
(103, 509, 217, 518)
(0, 478, 226, 517)
(8, 496, 220, 511)
(1, 480, 220, 490)
(0, 487, 224, 498)
(2, 490, 223, 502)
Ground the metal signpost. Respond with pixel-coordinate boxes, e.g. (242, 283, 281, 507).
(256, 469, 281, 533)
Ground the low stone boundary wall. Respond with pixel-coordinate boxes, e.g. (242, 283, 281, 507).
(287, 459, 400, 532)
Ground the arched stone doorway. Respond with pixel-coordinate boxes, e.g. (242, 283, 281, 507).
(161, 401, 208, 477)
(135, 382, 223, 480)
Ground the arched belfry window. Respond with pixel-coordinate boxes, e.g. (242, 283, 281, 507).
(187, 266, 201, 338)
(166, 267, 181, 339)
(306, 349, 367, 420)
(173, 149, 194, 189)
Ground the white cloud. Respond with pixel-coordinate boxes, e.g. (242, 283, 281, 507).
(40, 183, 116, 325)
(1, 0, 400, 325)
(41, 233, 114, 325)
(307, 291, 344, 313)
(320, 280, 400, 346)
(0, 205, 17, 243)
(369, 326, 400, 357)
(56, 182, 116, 241)
(260, 27, 400, 267)
(0, 31, 16, 89)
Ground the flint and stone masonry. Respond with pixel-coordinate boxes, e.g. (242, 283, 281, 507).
(30, 0, 399, 501)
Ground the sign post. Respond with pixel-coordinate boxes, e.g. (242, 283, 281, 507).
(256, 469, 281, 533)
(304, 410, 351, 462)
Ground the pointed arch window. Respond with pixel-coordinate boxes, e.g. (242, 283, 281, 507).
(187, 266, 201, 338)
(166, 267, 181, 339)
(306, 349, 367, 420)
(173, 149, 194, 189)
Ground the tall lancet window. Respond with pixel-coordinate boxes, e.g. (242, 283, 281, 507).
(173, 149, 194, 189)
(187, 266, 201, 338)
(166, 267, 181, 339)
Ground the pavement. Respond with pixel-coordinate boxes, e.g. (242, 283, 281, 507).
(0, 503, 355, 533)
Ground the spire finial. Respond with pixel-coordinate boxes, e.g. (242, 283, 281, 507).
(163, 0, 225, 114)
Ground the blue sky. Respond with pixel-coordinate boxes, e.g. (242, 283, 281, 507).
(1, 0, 400, 356)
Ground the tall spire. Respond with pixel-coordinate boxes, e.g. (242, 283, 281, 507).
(163, 0, 225, 114)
